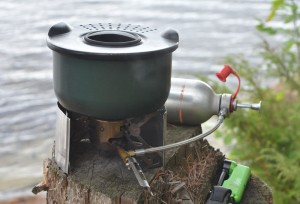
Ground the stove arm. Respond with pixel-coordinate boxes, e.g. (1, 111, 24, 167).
(128, 65, 262, 157)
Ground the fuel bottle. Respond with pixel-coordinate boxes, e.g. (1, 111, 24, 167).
(166, 65, 261, 126)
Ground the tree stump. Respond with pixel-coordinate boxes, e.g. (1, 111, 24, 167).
(35, 125, 272, 203)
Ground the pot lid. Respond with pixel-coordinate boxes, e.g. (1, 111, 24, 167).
(47, 22, 179, 59)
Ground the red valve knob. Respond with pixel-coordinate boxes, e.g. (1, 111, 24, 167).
(216, 65, 233, 82)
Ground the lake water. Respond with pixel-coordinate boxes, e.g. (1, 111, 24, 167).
(0, 0, 270, 199)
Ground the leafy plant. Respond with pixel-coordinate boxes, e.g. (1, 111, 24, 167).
(213, 1, 300, 203)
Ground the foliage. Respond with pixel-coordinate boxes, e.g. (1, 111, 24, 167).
(214, 1, 300, 203)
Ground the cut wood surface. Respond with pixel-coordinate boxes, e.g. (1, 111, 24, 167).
(41, 125, 272, 204)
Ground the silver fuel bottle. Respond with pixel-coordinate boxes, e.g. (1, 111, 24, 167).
(165, 78, 223, 126)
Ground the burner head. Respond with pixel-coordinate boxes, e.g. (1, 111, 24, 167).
(89, 120, 126, 151)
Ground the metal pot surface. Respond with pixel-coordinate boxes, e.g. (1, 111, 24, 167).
(47, 22, 179, 120)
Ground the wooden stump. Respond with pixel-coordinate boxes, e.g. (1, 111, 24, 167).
(35, 125, 273, 204)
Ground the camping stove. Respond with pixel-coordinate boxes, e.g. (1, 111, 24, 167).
(48, 21, 179, 192)
(48, 22, 261, 193)
(55, 102, 166, 174)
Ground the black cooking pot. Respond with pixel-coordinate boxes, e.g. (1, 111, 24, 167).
(47, 22, 178, 120)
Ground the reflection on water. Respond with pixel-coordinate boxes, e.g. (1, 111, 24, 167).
(0, 0, 269, 199)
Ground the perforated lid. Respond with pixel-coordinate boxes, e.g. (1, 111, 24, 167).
(47, 22, 179, 59)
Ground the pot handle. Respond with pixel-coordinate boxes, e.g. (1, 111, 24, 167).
(162, 28, 179, 43)
(48, 22, 73, 37)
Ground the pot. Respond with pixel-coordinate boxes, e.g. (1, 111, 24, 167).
(47, 22, 178, 120)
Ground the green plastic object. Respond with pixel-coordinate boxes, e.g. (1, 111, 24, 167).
(222, 161, 251, 203)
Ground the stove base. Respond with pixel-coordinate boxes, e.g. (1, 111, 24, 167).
(55, 103, 166, 172)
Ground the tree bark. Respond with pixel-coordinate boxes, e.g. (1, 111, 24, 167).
(40, 125, 272, 204)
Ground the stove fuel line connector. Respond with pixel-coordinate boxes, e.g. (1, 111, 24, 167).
(116, 146, 154, 195)
(127, 65, 262, 157)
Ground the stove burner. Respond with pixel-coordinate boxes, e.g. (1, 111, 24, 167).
(59, 104, 165, 170)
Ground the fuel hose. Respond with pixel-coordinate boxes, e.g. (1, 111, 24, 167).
(129, 110, 226, 156)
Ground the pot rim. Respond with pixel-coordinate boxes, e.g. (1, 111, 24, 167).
(47, 22, 179, 60)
